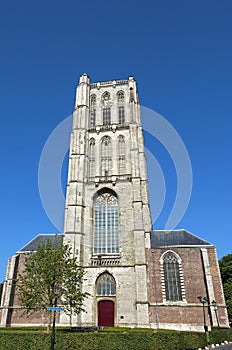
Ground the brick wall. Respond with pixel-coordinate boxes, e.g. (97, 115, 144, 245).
(146, 246, 229, 331)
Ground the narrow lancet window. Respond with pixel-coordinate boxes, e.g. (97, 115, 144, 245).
(103, 107, 111, 125)
(118, 136, 126, 175)
(117, 91, 125, 124)
(101, 136, 112, 176)
(89, 138, 96, 178)
(89, 95, 96, 127)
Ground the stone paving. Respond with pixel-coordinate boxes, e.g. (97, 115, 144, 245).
(198, 341, 232, 349)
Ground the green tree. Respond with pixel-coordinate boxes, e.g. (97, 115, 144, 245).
(219, 253, 232, 324)
(17, 238, 89, 326)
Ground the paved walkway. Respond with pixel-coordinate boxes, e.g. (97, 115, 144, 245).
(202, 344, 232, 349)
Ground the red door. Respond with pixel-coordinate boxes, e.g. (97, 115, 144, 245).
(98, 300, 114, 327)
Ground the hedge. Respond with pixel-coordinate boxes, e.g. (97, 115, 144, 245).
(0, 328, 232, 350)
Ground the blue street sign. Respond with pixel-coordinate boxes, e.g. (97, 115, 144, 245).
(47, 307, 63, 311)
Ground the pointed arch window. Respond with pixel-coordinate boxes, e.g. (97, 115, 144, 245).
(162, 252, 183, 302)
(89, 94, 96, 127)
(94, 192, 119, 254)
(117, 91, 125, 124)
(89, 138, 96, 178)
(118, 136, 126, 175)
(101, 137, 112, 176)
(117, 90, 125, 103)
(96, 273, 116, 296)
(102, 91, 110, 101)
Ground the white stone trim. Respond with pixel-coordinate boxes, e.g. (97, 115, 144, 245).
(201, 248, 218, 327)
(160, 250, 186, 303)
(1, 255, 17, 326)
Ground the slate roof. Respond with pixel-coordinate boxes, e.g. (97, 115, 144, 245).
(17, 230, 211, 253)
(150, 229, 212, 249)
(18, 234, 64, 253)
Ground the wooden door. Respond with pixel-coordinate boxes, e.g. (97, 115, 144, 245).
(98, 300, 114, 327)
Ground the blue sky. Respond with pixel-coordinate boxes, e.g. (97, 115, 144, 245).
(0, 0, 232, 282)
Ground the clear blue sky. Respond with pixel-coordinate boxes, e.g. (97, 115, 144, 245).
(1, 0, 232, 282)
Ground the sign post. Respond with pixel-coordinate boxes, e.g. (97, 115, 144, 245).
(47, 307, 63, 350)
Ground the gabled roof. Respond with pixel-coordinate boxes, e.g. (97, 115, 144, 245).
(150, 229, 212, 249)
(17, 234, 64, 253)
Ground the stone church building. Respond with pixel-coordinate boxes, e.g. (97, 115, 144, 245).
(0, 75, 229, 331)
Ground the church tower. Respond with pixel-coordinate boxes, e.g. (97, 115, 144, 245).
(0, 73, 229, 331)
(62, 74, 152, 327)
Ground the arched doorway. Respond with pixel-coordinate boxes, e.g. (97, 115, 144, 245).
(98, 300, 114, 327)
(96, 272, 116, 327)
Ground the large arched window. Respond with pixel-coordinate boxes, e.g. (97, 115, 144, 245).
(94, 192, 119, 254)
(101, 136, 112, 176)
(96, 273, 116, 296)
(89, 138, 96, 178)
(162, 252, 183, 302)
(89, 94, 96, 127)
(118, 135, 126, 175)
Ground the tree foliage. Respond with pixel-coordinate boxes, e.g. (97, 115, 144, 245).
(219, 253, 232, 324)
(17, 238, 89, 322)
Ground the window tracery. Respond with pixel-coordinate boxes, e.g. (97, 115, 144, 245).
(117, 91, 125, 102)
(89, 94, 96, 127)
(117, 91, 125, 124)
(94, 192, 119, 254)
(161, 251, 183, 302)
(102, 91, 110, 101)
(118, 136, 126, 174)
(96, 273, 116, 296)
(101, 137, 112, 175)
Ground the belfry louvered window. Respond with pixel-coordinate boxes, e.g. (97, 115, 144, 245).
(94, 192, 119, 254)
(101, 137, 112, 176)
(163, 252, 182, 301)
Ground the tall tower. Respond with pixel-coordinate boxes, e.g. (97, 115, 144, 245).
(62, 74, 152, 327)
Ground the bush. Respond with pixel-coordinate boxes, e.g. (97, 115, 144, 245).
(209, 328, 232, 345)
(0, 327, 232, 350)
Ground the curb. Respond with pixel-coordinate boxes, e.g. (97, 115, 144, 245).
(198, 340, 232, 349)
